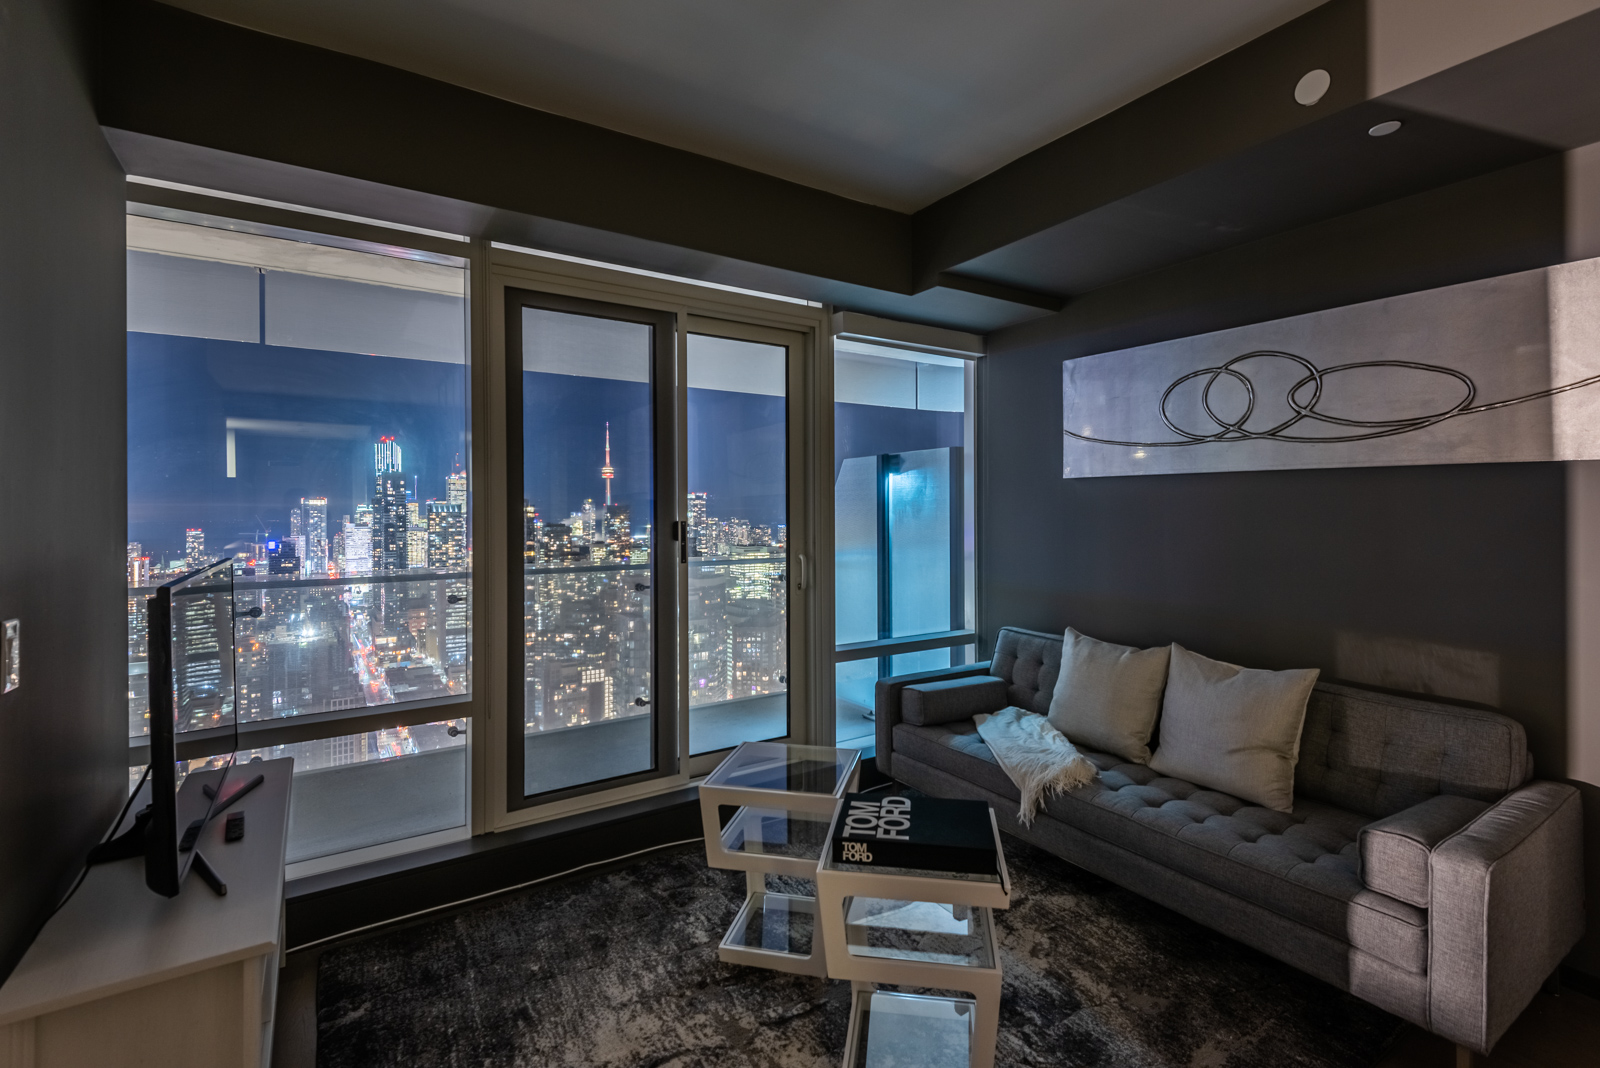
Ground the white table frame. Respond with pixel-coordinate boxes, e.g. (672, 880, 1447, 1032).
(698, 741, 862, 976)
(816, 805, 1011, 1068)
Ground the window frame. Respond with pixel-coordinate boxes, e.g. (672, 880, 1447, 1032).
(123, 182, 484, 867)
(829, 337, 983, 717)
(479, 245, 832, 834)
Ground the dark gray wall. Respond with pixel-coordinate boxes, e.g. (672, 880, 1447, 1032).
(0, 0, 129, 983)
(978, 155, 1600, 972)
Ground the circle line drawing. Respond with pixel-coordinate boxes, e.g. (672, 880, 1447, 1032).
(1067, 350, 1600, 449)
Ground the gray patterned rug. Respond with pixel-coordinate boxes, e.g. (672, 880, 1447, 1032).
(316, 839, 1403, 1067)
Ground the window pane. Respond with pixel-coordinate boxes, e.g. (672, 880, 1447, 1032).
(521, 307, 654, 795)
(834, 341, 972, 744)
(835, 659, 878, 749)
(126, 211, 471, 746)
(686, 333, 789, 756)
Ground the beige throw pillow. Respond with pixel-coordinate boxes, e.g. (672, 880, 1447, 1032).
(1148, 644, 1319, 813)
(1045, 628, 1170, 764)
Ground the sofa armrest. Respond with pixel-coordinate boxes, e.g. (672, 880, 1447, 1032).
(1428, 781, 1584, 1053)
(1359, 794, 1492, 907)
(902, 676, 1009, 727)
(874, 661, 991, 777)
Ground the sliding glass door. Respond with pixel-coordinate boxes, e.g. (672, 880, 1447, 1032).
(504, 288, 812, 807)
(506, 292, 677, 805)
(684, 322, 797, 757)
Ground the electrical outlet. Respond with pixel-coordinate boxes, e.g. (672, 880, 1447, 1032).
(2, 620, 17, 693)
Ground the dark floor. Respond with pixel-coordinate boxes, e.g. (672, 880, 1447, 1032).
(271, 939, 1600, 1068)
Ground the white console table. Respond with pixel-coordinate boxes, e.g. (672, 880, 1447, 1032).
(0, 758, 293, 1068)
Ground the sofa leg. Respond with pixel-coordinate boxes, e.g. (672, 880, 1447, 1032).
(1455, 1044, 1473, 1068)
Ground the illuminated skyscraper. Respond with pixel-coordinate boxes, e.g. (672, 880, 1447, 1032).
(341, 518, 372, 574)
(427, 502, 467, 568)
(524, 503, 541, 566)
(184, 528, 206, 569)
(301, 497, 329, 574)
(374, 436, 402, 476)
(373, 471, 409, 572)
(127, 542, 149, 586)
(447, 467, 467, 508)
(686, 493, 708, 557)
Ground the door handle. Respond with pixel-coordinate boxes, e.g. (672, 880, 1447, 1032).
(795, 553, 807, 590)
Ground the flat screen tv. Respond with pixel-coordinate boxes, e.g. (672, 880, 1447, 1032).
(144, 558, 239, 896)
(90, 558, 255, 896)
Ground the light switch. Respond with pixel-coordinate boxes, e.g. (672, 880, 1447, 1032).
(3, 619, 17, 693)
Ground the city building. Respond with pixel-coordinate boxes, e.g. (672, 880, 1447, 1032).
(183, 528, 205, 570)
(301, 497, 329, 575)
(426, 502, 466, 569)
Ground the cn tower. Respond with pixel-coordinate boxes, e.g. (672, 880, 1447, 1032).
(600, 422, 615, 507)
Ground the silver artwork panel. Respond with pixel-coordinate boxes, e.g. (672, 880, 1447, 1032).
(1062, 258, 1600, 477)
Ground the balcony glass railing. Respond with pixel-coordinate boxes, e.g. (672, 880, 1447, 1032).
(520, 554, 788, 792)
(127, 569, 472, 742)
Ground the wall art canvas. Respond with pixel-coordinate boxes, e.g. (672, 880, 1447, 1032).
(1062, 258, 1600, 478)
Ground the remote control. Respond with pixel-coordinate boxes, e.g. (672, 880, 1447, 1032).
(225, 812, 244, 843)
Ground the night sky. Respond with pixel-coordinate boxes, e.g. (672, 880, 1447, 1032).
(130, 332, 962, 564)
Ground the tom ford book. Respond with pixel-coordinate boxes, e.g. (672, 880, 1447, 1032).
(829, 794, 996, 875)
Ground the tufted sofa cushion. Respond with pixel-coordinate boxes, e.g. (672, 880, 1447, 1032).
(893, 718, 1429, 974)
(987, 627, 1064, 715)
(1295, 683, 1531, 819)
(986, 629, 1534, 822)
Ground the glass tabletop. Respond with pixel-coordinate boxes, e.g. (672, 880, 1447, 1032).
(843, 897, 993, 968)
(724, 891, 815, 957)
(722, 806, 834, 860)
(849, 990, 973, 1068)
(703, 740, 859, 797)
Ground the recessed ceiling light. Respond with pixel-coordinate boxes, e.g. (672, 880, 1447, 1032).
(1294, 69, 1331, 106)
(1368, 120, 1403, 137)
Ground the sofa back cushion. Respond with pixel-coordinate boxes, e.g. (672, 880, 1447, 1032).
(988, 629, 1533, 819)
(1295, 682, 1531, 818)
(1046, 628, 1170, 764)
(988, 627, 1064, 715)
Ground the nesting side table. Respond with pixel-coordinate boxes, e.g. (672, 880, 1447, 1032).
(816, 806, 1011, 1068)
(699, 741, 861, 976)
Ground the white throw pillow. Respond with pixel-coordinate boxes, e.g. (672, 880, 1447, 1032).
(1045, 628, 1170, 764)
(1148, 644, 1319, 813)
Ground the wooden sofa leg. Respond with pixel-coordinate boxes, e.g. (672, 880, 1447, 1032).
(1455, 1044, 1473, 1068)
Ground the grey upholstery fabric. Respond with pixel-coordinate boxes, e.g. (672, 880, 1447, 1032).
(1046, 628, 1168, 764)
(893, 752, 1432, 1028)
(1296, 683, 1531, 819)
(873, 661, 989, 777)
(901, 675, 1008, 726)
(894, 720, 1428, 973)
(1358, 794, 1491, 908)
(987, 627, 1063, 715)
(1428, 782, 1585, 1053)
(876, 629, 1584, 1052)
(1148, 645, 1318, 812)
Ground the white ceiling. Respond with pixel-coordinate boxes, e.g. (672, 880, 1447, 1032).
(165, 0, 1326, 212)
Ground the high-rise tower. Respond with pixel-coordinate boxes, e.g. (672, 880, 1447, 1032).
(184, 528, 206, 569)
(374, 436, 402, 476)
(600, 422, 615, 507)
(372, 436, 408, 572)
(301, 497, 329, 574)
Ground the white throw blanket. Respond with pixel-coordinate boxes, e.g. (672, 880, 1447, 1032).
(974, 706, 1097, 825)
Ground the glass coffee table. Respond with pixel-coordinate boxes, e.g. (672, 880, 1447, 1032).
(816, 804, 1011, 1068)
(699, 741, 862, 976)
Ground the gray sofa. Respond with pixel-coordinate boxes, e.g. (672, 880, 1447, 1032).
(875, 627, 1584, 1054)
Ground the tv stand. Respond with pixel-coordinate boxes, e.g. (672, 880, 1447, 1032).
(190, 851, 227, 897)
(0, 758, 291, 1068)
